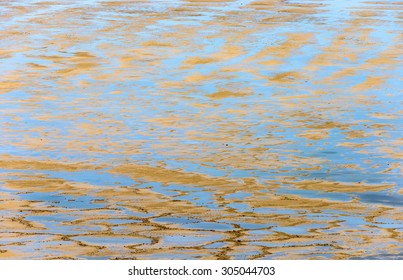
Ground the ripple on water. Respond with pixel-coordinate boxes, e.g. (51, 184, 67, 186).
(0, 0, 402, 260)
(72, 235, 152, 246)
(162, 232, 224, 247)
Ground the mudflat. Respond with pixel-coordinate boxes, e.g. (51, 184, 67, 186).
(0, 0, 402, 259)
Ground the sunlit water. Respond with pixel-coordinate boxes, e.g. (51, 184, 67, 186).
(0, 0, 402, 259)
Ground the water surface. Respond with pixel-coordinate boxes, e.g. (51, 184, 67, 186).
(0, 0, 402, 259)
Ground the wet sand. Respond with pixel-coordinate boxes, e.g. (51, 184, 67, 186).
(0, 0, 402, 259)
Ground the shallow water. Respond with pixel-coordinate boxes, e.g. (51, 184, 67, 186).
(0, 0, 402, 259)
